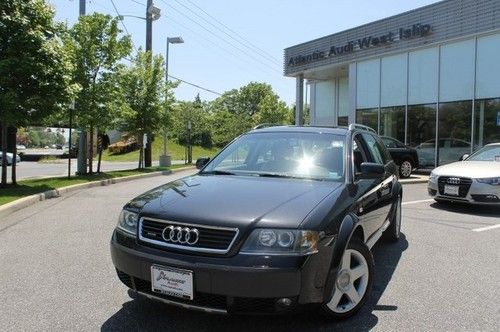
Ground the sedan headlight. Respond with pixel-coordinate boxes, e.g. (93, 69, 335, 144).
(476, 177, 500, 185)
(429, 172, 438, 182)
(117, 209, 139, 236)
(241, 229, 319, 255)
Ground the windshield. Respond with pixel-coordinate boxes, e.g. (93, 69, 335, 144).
(467, 145, 500, 161)
(202, 132, 346, 181)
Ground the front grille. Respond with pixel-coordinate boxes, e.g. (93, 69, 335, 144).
(437, 177, 472, 197)
(139, 218, 238, 254)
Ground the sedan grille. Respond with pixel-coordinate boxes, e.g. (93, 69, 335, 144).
(139, 218, 238, 254)
(437, 176, 472, 197)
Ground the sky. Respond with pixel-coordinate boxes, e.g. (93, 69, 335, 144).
(48, 0, 441, 105)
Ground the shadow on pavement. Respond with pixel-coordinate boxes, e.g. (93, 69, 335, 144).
(101, 234, 408, 332)
(430, 201, 500, 216)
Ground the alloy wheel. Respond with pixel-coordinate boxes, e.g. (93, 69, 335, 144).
(326, 248, 370, 314)
(400, 161, 412, 178)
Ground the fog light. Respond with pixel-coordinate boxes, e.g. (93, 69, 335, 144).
(276, 298, 293, 307)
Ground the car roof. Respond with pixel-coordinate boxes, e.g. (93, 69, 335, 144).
(248, 125, 349, 135)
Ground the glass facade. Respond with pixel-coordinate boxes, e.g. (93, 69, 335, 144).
(356, 108, 378, 132)
(380, 106, 405, 142)
(438, 101, 472, 165)
(407, 104, 436, 168)
(309, 32, 500, 168)
(474, 99, 500, 148)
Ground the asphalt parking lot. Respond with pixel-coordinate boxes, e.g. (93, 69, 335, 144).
(0, 171, 499, 331)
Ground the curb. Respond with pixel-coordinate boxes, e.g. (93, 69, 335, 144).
(400, 176, 429, 185)
(0, 166, 196, 219)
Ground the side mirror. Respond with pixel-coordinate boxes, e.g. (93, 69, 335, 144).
(195, 157, 210, 169)
(459, 154, 469, 161)
(359, 162, 385, 179)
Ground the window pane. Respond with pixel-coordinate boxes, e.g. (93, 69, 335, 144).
(439, 39, 475, 102)
(381, 54, 407, 107)
(361, 133, 385, 164)
(314, 80, 335, 125)
(476, 33, 500, 99)
(380, 106, 405, 142)
(356, 108, 378, 132)
(438, 101, 472, 165)
(474, 99, 500, 149)
(407, 104, 436, 168)
(408, 47, 438, 105)
(356, 59, 380, 109)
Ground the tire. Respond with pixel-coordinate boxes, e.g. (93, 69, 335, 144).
(321, 238, 374, 320)
(383, 193, 402, 243)
(398, 159, 413, 178)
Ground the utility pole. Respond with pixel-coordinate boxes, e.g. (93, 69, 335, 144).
(79, 0, 86, 16)
(76, 0, 87, 175)
(144, 0, 153, 167)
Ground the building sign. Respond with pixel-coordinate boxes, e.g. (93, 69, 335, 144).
(288, 23, 432, 67)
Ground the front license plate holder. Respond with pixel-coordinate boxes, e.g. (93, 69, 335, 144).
(444, 185, 459, 196)
(151, 265, 194, 300)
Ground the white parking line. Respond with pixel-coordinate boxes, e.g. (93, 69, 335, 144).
(402, 199, 434, 206)
(472, 224, 500, 232)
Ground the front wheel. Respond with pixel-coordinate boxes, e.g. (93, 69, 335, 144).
(321, 239, 374, 320)
(399, 160, 413, 178)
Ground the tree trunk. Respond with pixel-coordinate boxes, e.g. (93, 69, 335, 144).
(1, 120, 8, 187)
(11, 127, 17, 184)
(97, 132, 102, 173)
(88, 124, 94, 174)
(145, 134, 152, 167)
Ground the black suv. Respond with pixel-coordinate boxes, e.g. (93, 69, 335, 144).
(111, 124, 402, 319)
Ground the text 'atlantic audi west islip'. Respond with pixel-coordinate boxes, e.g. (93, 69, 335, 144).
(428, 143, 500, 204)
(110, 124, 402, 319)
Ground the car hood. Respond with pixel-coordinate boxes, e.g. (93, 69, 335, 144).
(433, 161, 500, 178)
(126, 174, 342, 230)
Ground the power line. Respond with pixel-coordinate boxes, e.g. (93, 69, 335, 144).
(129, 0, 145, 6)
(157, 0, 281, 75)
(172, 0, 281, 66)
(168, 75, 222, 96)
(109, 0, 138, 52)
(182, 0, 281, 65)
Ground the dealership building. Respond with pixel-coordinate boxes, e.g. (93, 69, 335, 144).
(284, 0, 500, 167)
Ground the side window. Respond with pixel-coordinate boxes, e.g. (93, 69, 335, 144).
(353, 135, 369, 173)
(218, 142, 250, 169)
(361, 133, 390, 164)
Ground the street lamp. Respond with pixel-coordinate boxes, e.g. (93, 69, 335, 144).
(159, 36, 184, 167)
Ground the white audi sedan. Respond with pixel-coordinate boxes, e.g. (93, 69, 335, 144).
(428, 143, 500, 204)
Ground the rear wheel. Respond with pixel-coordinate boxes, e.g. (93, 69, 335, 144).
(399, 160, 413, 178)
(321, 239, 374, 320)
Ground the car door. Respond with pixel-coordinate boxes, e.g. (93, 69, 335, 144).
(361, 133, 395, 229)
(352, 133, 386, 238)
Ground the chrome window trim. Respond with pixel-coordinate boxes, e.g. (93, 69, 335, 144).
(138, 217, 239, 254)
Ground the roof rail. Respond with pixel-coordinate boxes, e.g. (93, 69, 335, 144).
(348, 123, 377, 133)
(253, 123, 278, 130)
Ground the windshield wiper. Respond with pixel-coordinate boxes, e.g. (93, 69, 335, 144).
(255, 172, 325, 181)
(201, 170, 237, 175)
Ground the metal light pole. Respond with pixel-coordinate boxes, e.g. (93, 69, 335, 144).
(160, 36, 184, 167)
(68, 102, 74, 179)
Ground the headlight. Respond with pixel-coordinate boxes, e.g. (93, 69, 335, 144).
(117, 209, 139, 236)
(476, 177, 500, 185)
(241, 229, 319, 255)
(429, 172, 438, 182)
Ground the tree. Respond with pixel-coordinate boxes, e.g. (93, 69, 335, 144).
(171, 95, 212, 148)
(254, 94, 293, 126)
(65, 13, 131, 174)
(0, 0, 72, 186)
(117, 50, 169, 168)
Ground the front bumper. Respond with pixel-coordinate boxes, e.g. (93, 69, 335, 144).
(111, 230, 335, 314)
(428, 178, 500, 204)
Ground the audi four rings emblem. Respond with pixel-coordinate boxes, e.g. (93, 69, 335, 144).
(162, 225, 200, 245)
(447, 177, 461, 185)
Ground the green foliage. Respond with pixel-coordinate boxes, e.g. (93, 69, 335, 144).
(118, 50, 168, 138)
(25, 128, 66, 148)
(171, 95, 212, 148)
(0, 0, 73, 126)
(65, 12, 132, 133)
